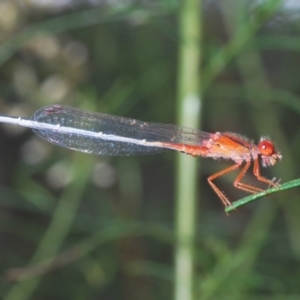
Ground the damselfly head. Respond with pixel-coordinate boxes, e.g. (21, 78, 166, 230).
(258, 137, 282, 167)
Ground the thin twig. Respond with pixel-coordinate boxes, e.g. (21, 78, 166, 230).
(225, 179, 300, 213)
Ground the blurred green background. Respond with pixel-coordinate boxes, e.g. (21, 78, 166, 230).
(0, 0, 299, 299)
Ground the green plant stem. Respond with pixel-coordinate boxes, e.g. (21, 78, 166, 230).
(175, 0, 201, 300)
(225, 178, 300, 213)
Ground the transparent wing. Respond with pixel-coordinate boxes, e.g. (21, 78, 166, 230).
(32, 105, 211, 156)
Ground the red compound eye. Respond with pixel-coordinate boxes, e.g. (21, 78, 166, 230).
(258, 140, 274, 156)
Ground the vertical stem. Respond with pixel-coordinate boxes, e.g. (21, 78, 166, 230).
(175, 1, 202, 300)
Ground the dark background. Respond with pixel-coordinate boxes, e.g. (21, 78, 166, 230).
(0, 1, 299, 299)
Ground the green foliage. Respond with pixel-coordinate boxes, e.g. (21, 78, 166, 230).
(0, 0, 299, 300)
